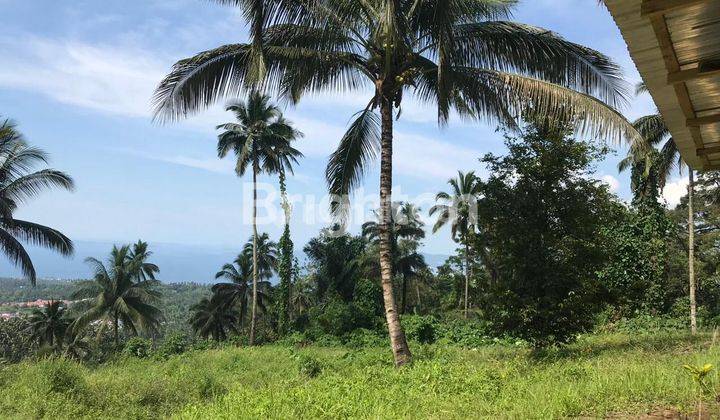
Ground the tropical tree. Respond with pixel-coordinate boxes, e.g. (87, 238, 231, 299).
(430, 171, 481, 318)
(128, 240, 160, 282)
(153, 0, 637, 365)
(363, 202, 425, 314)
(72, 244, 163, 347)
(190, 294, 240, 341)
(27, 300, 71, 350)
(0, 118, 74, 285)
(620, 82, 695, 332)
(212, 252, 272, 328)
(215, 92, 300, 345)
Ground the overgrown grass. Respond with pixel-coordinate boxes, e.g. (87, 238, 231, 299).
(1, 332, 718, 419)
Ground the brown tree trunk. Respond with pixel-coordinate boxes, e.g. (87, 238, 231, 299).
(113, 312, 119, 348)
(415, 282, 421, 314)
(249, 166, 258, 346)
(464, 240, 470, 319)
(689, 169, 696, 335)
(400, 274, 407, 315)
(379, 98, 411, 366)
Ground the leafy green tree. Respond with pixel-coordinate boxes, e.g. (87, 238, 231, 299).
(212, 252, 272, 328)
(154, 0, 636, 365)
(27, 300, 71, 350)
(215, 92, 300, 345)
(478, 121, 617, 347)
(190, 294, 240, 342)
(430, 171, 482, 318)
(72, 244, 164, 347)
(0, 118, 74, 285)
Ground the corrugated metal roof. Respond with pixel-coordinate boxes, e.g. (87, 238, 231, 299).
(605, 0, 720, 170)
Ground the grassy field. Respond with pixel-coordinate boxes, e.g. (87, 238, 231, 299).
(1, 332, 719, 419)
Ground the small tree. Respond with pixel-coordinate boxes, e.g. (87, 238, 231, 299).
(478, 120, 616, 347)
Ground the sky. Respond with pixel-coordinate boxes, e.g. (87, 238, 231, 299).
(0, 0, 688, 277)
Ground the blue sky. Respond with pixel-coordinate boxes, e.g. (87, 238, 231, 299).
(0, 0, 682, 266)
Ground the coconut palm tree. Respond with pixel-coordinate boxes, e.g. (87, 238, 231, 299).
(0, 118, 74, 285)
(153, 0, 637, 365)
(215, 92, 300, 345)
(621, 82, 695, 332)
(72, 244, 163, 347)
(212, 252, 272, 328)
(128, 240, 160, 282)
(190, 294, 240, 342)
(27, 300, 71, 350)
(430, 171, 481, 319)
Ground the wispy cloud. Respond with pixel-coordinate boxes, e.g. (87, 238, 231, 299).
(0, 35, 166, 118)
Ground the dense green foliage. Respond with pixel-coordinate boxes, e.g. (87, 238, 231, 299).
(476, 122, 617, 346)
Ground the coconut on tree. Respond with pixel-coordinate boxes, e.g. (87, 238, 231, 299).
(153, 0, 638, 365)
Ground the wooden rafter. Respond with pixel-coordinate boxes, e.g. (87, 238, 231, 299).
(697, 145, 720, 156)
(668, 63, 720, 85)
(641, 0, 713, 17)
(687, 113, 720, 127)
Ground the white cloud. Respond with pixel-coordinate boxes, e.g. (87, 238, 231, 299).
(601, 174, 620, 192)
(0, 35, 168, 118)
(663, 176, 689, 208)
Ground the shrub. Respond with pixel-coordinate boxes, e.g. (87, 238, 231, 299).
(124, 337, 153, 358)
(155, 333, 189, 359)
(343, 328, 387, 348)
(401, 315, 438, 344)
(296, 354, 323, 378)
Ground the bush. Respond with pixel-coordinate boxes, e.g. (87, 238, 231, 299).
(124, 337, 153, 358)
(437, 319, 493, 347)
(31, 358, 86, 396)
(296, 354, 323, 378)
(401, 315, 438, 344)
(342, 328, 387, 348)
(155, 333, 189, 359)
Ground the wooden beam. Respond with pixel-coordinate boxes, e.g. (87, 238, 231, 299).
(697, 145, 720, 156)
(687, 113, 720, 127)
(641, 0, 713, 17)
(668, 61, 720, 85)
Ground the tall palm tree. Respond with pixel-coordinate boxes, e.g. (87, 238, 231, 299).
(621, 82, 695, 333)
(212, 252, 272, 328)
(153, 0, 637, 365)
(430, 171, 481, 319)
(72, 245, 163, 347)
(0, 118, 74, 285)
(27, 300, 70, 350)
(215, 92, 300, 345)
(190, 294, 240, 342)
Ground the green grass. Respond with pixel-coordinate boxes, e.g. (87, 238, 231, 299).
(1, 332, 719, 419)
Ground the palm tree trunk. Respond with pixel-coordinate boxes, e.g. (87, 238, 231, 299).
(464, 240, 470, 319)
(249, 166, 259, 346)
(113, 312, 119, 348)
(400, 274, 407, 315)
(689, 169, 697, 334)
(379, 97, 411, 366)
(415, 282, 421, 314)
